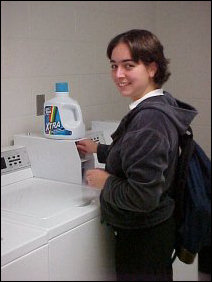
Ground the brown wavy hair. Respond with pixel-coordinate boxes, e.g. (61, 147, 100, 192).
(107, 29, 171, 87)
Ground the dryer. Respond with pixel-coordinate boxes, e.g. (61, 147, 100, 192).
(1, 134, 115, 281)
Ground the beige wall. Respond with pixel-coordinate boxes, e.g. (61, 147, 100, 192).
(154, 1, 211, 157)
(1, 1, 211, 157)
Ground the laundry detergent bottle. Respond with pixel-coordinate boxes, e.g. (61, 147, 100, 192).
(44, 82, 85, 139)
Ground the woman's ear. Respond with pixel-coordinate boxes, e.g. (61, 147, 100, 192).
(148, 62, 158, 78)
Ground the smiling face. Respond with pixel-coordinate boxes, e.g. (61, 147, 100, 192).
(110, 43, 158, 101)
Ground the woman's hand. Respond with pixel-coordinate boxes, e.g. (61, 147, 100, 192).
(86, 169, 110, 189)
(76, 139, 98, 154)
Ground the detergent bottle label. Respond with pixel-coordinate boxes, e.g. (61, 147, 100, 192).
(44, 106, 72, 136)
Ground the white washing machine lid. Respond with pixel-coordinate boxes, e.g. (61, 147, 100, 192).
(1, 177, 101, 239)
(1, 218, 48, 266)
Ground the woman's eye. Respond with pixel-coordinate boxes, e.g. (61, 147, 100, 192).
(111, 64, 117, 70)
(125, 64, 134, 69)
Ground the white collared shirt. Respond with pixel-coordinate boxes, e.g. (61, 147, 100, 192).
(129, 89, 164, 111)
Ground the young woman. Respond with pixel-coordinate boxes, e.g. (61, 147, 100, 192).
(77, 29, 198, 281)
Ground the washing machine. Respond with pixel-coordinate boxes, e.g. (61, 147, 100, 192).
(1, 133, 116, 281)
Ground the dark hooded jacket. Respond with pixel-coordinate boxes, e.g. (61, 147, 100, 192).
(97, 91, 198, 229)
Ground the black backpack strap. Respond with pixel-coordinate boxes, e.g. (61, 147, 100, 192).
(174, 126, 195, 227)
(171, 126, 195, 264)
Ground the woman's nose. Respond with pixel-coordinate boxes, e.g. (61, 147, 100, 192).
(116, 66, 125, 78)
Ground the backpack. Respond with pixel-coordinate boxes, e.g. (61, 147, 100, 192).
(171, 126, 211, 264)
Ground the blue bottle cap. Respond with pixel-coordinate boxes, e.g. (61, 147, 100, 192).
(55, 82, 69, 92)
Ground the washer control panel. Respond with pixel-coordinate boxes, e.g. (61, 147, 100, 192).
(1, 146, 31, 175)
(86, 130, 105, 144)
